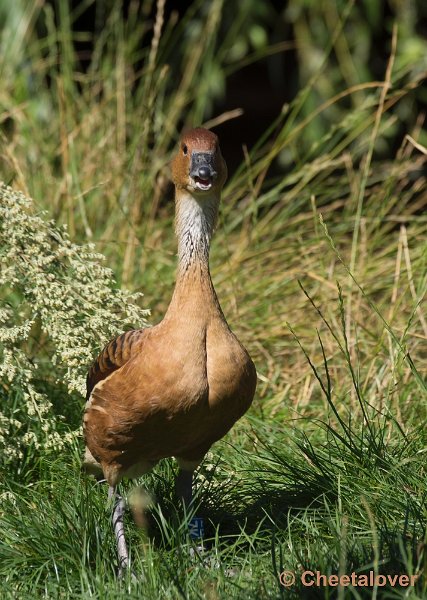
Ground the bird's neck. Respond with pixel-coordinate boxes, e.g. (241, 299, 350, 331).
(175, 189, 218, 271)
(165, 188, 221, 318)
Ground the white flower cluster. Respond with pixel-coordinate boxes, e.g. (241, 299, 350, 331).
(0, 184, 149, 462)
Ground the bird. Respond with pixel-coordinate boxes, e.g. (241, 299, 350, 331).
(83, 127, 257, 574)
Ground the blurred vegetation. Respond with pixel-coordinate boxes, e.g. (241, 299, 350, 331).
(0, 1, 426, 598)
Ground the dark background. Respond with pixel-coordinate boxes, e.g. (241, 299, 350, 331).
(48, 0, 427, 172)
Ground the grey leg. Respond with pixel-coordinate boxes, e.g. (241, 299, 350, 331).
(175, 469, 205, 552)
(175, 468, 194, 508)
(108, 485, 129, 576)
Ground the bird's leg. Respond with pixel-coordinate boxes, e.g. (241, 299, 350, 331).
(108, 485, 130, 576)
(175, 469, 205, 551)
(175, 468, 193, 507)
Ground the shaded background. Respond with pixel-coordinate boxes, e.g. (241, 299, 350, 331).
(33, 0, 427, 173)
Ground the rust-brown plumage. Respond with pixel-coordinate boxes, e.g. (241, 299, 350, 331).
(83, 127, 257, 573)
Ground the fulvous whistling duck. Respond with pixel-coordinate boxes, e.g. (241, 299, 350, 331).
(83, 127, 257, 574)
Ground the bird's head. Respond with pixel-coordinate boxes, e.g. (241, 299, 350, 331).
(171, 128, 227, 195)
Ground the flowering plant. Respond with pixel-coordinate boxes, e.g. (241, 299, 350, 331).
(0, 184, 148, 462)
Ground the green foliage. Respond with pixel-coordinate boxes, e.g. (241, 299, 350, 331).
(281, 0, 427, 151)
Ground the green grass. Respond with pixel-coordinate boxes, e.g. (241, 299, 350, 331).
(0, 406, 425, 598)
(0, 1, 426, 598)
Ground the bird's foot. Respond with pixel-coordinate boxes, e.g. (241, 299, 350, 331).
(187, 516, 219, 568)
(117, 559, 137, 582)
(188, 543, 205, 559)
(188, 543, 221, 569)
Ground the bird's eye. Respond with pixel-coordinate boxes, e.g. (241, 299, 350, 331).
(182, 144, 188, 155)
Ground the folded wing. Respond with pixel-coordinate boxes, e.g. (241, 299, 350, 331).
(86, 329, 147, 400)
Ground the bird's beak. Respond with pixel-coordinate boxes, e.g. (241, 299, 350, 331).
(190, 152, 217, 191)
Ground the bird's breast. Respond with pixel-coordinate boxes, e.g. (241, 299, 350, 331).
(84, 316, 256, 468)
(205, 321, 256, 418)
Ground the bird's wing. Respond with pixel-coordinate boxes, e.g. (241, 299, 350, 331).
(86, 329, 147, 400)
